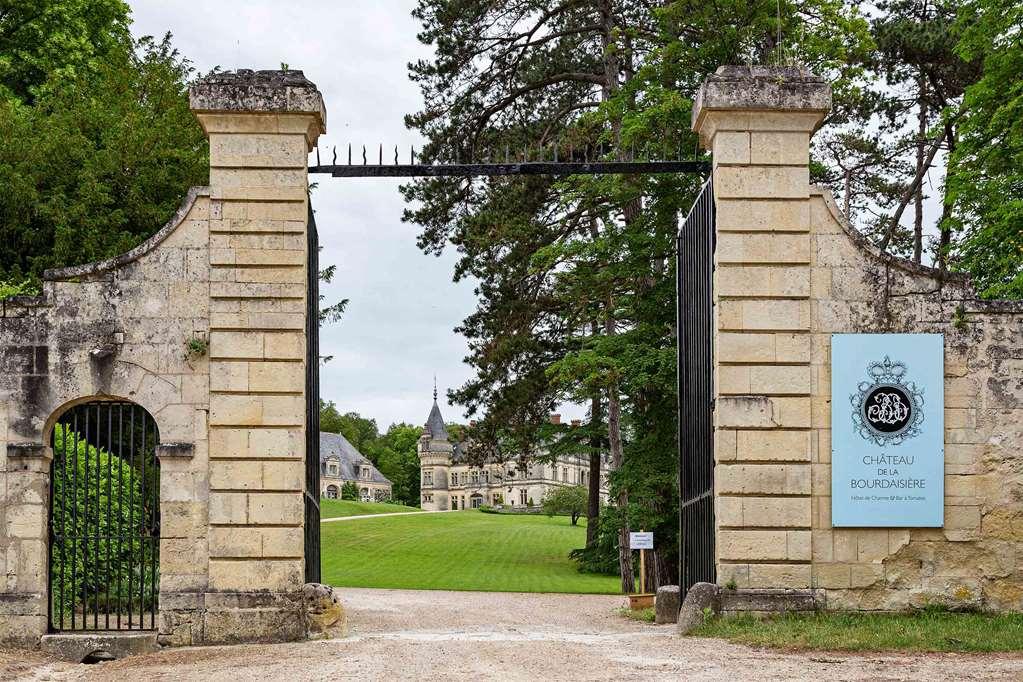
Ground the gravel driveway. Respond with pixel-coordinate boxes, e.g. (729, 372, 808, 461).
(5, 588, 1022, 681)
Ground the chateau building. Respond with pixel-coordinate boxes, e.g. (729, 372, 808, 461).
(320, 431, 392, 502)
(418, 393, 609, 511)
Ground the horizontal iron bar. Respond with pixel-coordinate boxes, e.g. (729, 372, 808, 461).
(309, 160, 710, 178)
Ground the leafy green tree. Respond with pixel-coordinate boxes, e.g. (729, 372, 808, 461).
(946, 0, 1023, 298)
(375, 423, 423, 506)
(405, 0, 870, 593)
(0, 32, 208, 282)
(340, 481, 360, 501)
(319, 400, 345, 435)
(542, 485, 588, 525)
(50, 424, 156, 620)
(0, 0, 131, 102)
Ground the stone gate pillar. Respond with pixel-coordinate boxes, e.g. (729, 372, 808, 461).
(184, 70, 325, 643)
(692, 66, 830, 593)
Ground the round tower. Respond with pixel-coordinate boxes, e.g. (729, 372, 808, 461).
(417, 383, 453, 510)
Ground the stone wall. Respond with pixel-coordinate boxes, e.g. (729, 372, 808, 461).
(694, 65, 1023, 611)
(806, 191, 1023, 610)
(0, 188, 212, 645)
(0, 69, 325, 647)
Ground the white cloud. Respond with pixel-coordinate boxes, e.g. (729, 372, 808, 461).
(131, 1, 478, 427)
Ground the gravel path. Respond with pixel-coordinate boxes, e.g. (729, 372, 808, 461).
(5, 588, 1022, 681)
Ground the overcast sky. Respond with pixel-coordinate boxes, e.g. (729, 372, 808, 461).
(129, 1, 504, 430)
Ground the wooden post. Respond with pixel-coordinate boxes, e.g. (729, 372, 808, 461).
(639, 529, 646, 594)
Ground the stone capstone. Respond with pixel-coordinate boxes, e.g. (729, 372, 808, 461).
(302, 582, 348, 639)
(655, 585, 681, 624)
(677, 582, 720, 635)
(692, 65, 832, 132)
(188, 69, 326, 132)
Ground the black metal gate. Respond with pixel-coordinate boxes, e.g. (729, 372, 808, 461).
(676, 178, 715, 598)
(304, 202, 322, 583)
(48, 401, 160, 631)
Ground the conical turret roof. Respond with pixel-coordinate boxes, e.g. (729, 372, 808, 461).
(425, 399, 448, 441)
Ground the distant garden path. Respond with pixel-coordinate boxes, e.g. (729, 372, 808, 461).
(7, 588, 1022, 681)
(320, 509, 447, 523)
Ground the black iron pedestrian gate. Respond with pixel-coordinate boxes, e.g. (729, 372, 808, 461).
(48, 401, 160, 631)
(304, 202, 322, 583)
(676, 179, 715, 598)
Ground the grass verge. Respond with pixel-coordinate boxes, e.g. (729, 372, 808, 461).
(319, 499, 423, 519)
(320, 509, 621, 594)
(690, 610, 1023, 653)
(618, 607, 656, 623)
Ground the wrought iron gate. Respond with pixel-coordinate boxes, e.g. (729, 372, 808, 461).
(48, 401, 159, 631)
(304, 202, 322, 583)
(676, 179, 715, 598)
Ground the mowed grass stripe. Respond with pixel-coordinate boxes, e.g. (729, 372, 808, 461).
(320, 510, 621, 594)
(320, 499, 423, 519)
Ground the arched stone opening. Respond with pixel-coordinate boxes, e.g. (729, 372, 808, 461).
(47, 400, 161, 632)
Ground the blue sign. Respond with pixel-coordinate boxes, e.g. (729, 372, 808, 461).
(831, 334, 944, 527)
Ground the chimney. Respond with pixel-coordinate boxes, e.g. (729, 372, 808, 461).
(570, 419, 581, 427)
(549, 413, 561, 425)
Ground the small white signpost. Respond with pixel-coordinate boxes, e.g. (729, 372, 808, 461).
(628, 531, 655, 603)
(629, 532, 653, 550)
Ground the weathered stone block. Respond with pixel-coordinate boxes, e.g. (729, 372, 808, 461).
(750, 131, 810, 166)
(712, 131, 750, 165)
(677, 582, 719, 634)
(717, 265, 810, 298)
(717, 233, 811, 265)
(302, 582, 349, 639)
(748, 563, 811, 588)
(655, 585, 682, 624)
(715, 166, 809, 199)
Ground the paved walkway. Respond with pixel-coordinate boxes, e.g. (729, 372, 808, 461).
(5, 588, 1022, 680)
(320, 509, 452, 523)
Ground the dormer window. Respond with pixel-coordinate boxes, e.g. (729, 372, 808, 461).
(361, 466, 370, 480)
(326, 457, 340, 477)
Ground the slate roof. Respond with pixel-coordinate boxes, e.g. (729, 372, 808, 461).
(319, 432, 391, 485)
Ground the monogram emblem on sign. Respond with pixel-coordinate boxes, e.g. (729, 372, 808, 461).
(849, 356, 924, 446)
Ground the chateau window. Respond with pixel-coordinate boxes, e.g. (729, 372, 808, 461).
(325, 485, 338, 499)
(519, 489, 527, 505)
(452, 472, 459, 486)
(471, 470, 480, 484)
(483, 470, 489, 483)
(361, 466, 370, 480)
(326, 458, 339, 477)
(562, 467, 568, 482)
(424, 470, 434, 486)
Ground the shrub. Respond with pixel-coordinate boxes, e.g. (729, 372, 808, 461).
(569, 508, 622, 575)
(340, 481, 359, 500)
(50, 424, 157, 620)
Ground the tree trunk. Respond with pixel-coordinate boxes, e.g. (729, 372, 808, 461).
(913, 70, 927, 264)
(586, 391, 603, 548)
(596, 0, 634, 595)
(605, 295, 632, 592)
(938, 120, 957, 271)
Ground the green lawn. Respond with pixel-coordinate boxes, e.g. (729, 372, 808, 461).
(691, 611, 1023, 653)
(320, 499, 423, 519)
(320, 509, 621, 594)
